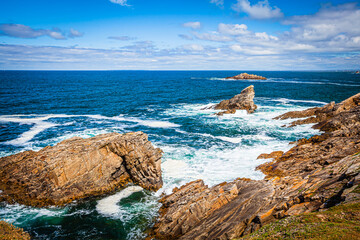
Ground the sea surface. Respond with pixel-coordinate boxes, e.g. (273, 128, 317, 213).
(0, 71, 360, 239)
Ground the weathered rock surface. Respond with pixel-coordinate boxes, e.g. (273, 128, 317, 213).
(0, 221, 31, 240)
(215, 85, 257, 115)
(0, 132, 162, 207)
(151, 93, 360, 240)
(225, 73, 267, 80)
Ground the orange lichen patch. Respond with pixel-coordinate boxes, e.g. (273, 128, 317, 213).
(256, 161, 284, 178)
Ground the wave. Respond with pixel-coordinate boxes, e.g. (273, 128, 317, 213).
(0, 114, 180, 146)
(96, 186, 143, 218)
(266, 98, 327, 105)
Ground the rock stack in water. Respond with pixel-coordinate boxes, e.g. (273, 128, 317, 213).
(0, 132, 163, 207)
(215, 85, 257, 115)
(151, 93, 360, 240)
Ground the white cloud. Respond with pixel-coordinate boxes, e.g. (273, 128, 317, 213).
(232, 0, 283, 19)
(183, 22, 201, 29)
(193, 31, 233, 42)
(109, 0, 129, 6)
(69, 28, 84, 38)
(210, 0, 224, 7)
(182, 44, 204, 51)
(0, 24, 67, 40)
(218, 23, 249, 35)
(284, 3, 360, 43)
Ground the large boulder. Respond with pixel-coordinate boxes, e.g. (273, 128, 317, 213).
(151, 93, 360, 240)
(0, 132, 162, 207)
(215, 85, 257, 115)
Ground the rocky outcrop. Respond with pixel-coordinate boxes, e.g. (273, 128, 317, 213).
(0, 132, 162, 207)
(274, 92, 360, 127)
(225, 73, 267, 80)
(151, 93, 360, 240)
(215, 85, 257, 115)
(0, 221, 30, 240)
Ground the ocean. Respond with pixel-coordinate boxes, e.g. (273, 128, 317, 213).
(1, 70, 360, 239)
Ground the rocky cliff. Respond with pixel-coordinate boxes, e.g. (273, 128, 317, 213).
(0, 221, 30, 240)
(225, 73, 266, 80)
(0, 132, 162, 207)
(151, 93, 360, 240)
(215, 85, 257, 115)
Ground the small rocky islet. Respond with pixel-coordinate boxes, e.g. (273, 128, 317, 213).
(1, 88, 360, 239)
(225, 73, 267, 80)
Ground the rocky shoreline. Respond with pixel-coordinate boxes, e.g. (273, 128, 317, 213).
(150, 93, 360, 239)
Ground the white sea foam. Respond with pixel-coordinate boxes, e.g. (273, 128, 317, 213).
(0, 113, 180, 146)
(96, 186, 143, 217)
(270, 98, 327, 105)
(0, 204, 65, 224)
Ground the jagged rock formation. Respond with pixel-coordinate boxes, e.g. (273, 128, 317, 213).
(0, 132, 162, 207)
(151, 93, 360, 240)
(0, 221, 30, 240)
(215, 85, 257, 115)
(225, 73, 267, 80)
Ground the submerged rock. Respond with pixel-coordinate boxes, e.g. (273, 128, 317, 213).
(225, 73, 267, 80)
(151, 93, 360, 240)
(0, 132, 162, 207)
(215, 85, 257, 115)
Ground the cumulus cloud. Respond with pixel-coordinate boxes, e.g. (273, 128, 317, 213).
(232, 0, 283, 19)
(109, 0, 129, 6)
(108, 36, 136, 41)
(284, 3, 360, 45)
(183, 22, 201, 29)
(210, 0, 224, 7)
(218, 23, 249, 35)
(0, 23, 67, 40)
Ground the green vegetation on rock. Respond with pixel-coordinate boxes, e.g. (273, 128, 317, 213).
(241, 202, 360, 240)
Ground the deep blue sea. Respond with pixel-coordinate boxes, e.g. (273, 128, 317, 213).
(1, 71, 360, 239)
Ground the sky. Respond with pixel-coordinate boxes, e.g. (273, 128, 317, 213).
(0, 0, 359, 70)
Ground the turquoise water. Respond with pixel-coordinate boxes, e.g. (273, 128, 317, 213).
(1, 71, 360, 239)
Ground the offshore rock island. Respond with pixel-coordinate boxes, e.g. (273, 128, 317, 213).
(0, 132, 162, 207)
(225, 73, 267, 80)
(150, 92, 360, 240)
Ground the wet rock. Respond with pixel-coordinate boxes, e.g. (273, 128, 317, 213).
(215, 85, 257, 115)
(0, 132, 162, 207)
(225, 73, 267, 80)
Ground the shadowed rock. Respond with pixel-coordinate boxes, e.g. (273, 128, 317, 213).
(215, 85, 257, 115)
(0, 132, 162, 207)
(151, 93, 360, 240)
(225, 73, 267, 80)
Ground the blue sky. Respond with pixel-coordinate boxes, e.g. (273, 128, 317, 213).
(0, 0, 359, 70)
